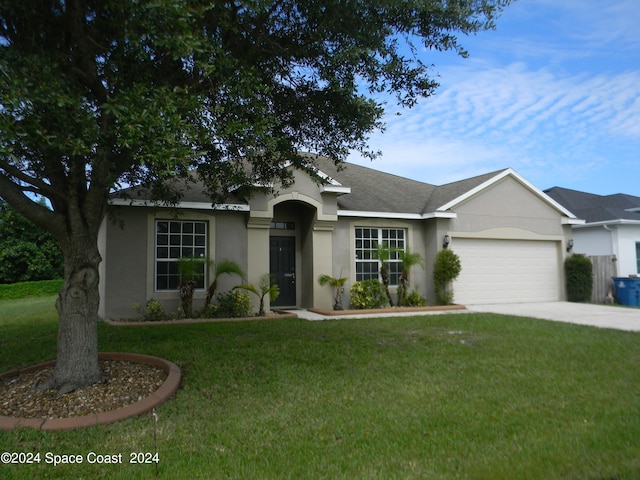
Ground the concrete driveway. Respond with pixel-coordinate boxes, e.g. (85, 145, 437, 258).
(467, 302, 640, 332)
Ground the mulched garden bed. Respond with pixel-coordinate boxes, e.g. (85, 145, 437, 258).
(308, 304, 466, 316)
(104, 311, 298, 326)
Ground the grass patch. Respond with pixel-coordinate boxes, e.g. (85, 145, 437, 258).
(0, 279, 63, 300)
(1, 296, 640, 479)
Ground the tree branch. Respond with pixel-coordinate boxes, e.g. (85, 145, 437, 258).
(0, 171, 66, 240)
(0, 156, 68, 202)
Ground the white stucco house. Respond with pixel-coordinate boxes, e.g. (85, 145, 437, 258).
(98, 155, 583, 319)
(545, 187, 640, 278)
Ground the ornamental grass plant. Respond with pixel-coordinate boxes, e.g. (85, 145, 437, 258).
(1, 282, 640, 479)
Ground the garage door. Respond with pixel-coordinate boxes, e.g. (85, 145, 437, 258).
(452, 238, 561, 305)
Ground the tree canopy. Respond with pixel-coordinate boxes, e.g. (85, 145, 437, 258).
(0, 0, 511, 217)
(0, 0, 511, 392)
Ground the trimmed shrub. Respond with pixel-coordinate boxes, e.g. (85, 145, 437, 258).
(433, 248, 462, 305)
(133, 299, 167, 321)
(565, 254, 593, 302)
(350, 279, 389, 309)
(214, 289, 253, 318)
(404, 289, 427, 307)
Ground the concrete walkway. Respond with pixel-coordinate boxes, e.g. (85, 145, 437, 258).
(291, 302, 640, 332)
(290, 308, 467, 321)
(467, 302, 640, 332)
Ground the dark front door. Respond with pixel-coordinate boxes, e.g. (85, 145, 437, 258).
(270, 236, 296, 307)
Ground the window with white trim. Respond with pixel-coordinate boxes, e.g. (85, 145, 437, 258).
(355, 227, 405, 285)
(155, 220, 207, 290)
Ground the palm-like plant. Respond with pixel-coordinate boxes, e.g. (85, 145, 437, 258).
(235, 273, 280, 316)
(396, 247, 424, 306)
(177, 255, 211, 317)
(373, 242, 394, 307)
(203, 259, 245, 309)
(318, 273, 348, 310)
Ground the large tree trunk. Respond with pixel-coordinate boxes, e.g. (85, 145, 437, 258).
(38, 234, 104, 395)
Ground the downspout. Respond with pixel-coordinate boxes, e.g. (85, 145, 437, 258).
(604, 224, 619, 276)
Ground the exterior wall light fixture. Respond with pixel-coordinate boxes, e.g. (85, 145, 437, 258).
(566, 238, 574, 253)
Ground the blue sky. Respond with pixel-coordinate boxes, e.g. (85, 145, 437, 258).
(348, 0, 640, 196)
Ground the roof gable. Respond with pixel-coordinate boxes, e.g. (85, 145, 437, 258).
(422, 169, 508, 213)
(432, 169, 579, 220)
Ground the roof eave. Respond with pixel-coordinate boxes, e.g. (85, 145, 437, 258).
(337, 209, 457, 220)
(573, 219, 640, 228)
(562, 218, 586, 225)
(108, 198, 250, 211)
(322, 185, 352, 194)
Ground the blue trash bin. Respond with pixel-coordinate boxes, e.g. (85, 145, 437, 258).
(613, 277, 640, 306)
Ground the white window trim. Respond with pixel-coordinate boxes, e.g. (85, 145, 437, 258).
(352, 224, 409, 287)
(154, 219, 208, 292)
(146, 213, 216, 300)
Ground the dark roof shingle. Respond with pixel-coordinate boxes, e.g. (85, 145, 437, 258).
(544, 187, 640, 223)
(310, 156, 436, 214)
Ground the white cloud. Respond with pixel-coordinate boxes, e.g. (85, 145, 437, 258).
(350, 62, 640, 188)
(348, 0, 640, 195)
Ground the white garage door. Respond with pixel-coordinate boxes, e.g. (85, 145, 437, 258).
(452, 239, 561, 305)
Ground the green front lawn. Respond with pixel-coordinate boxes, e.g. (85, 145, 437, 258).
(1, 294, 639, 479)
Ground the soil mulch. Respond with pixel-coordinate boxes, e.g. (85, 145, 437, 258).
(0, 360, 166, 419)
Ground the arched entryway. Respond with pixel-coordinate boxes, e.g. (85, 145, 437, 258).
(269, 200, 316, 308)
(246, 191, 337, 312)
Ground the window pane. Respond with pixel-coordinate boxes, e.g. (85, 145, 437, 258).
(195, 223, 206, 234)
(170, 222, 181, 233)
(157, 277, 168, 290)
(168, 276, 180, 290)
(182, 223, 193, 233)
(157, 221, 168, 233)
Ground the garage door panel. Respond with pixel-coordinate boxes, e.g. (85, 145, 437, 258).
(452, 239, 560, 305)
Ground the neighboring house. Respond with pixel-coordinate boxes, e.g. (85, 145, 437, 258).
(545, 187, 640, 278)
(99, 155, 582, 319)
